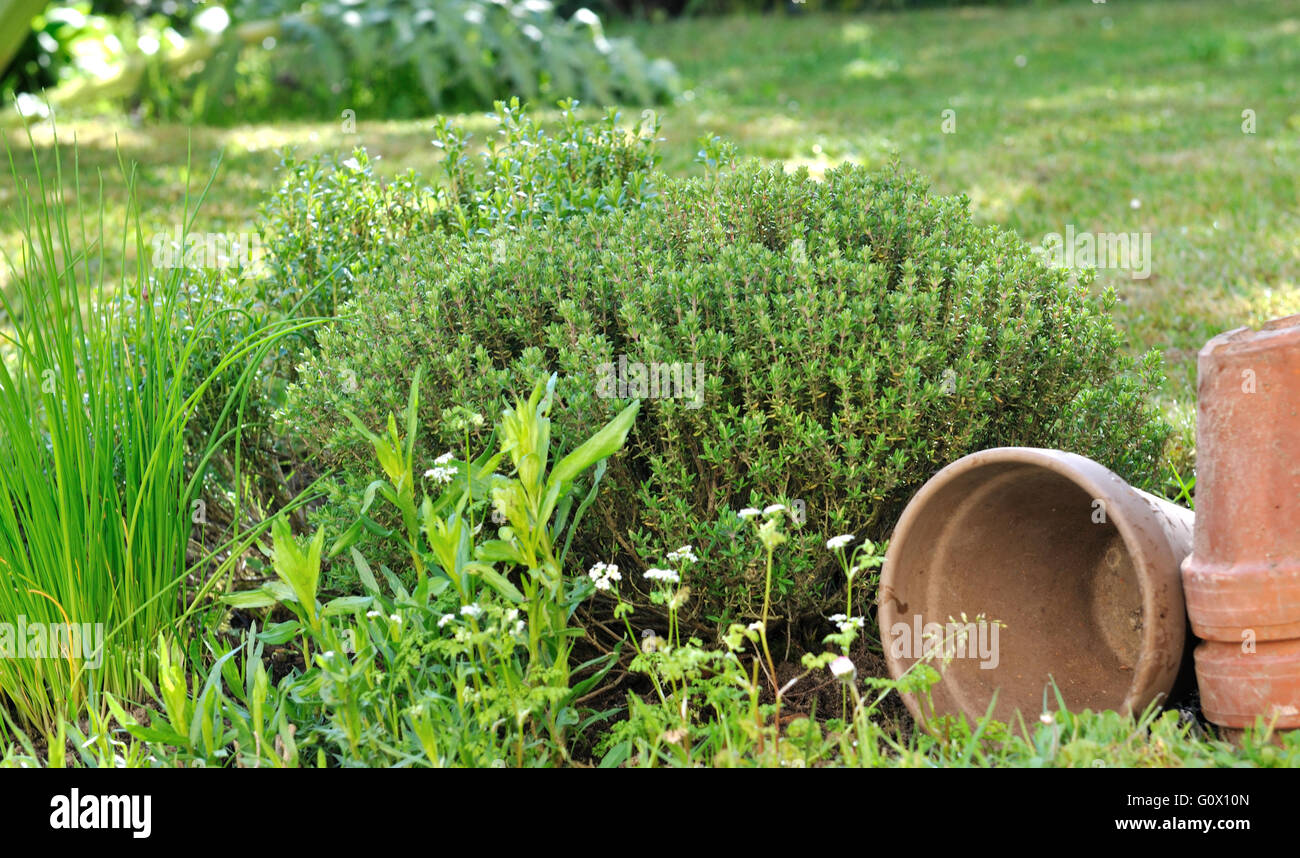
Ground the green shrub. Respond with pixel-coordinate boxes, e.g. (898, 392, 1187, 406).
(177, 99, 662, 516)
(258, 98, 664, 322)
(286, 157, 1170, 638)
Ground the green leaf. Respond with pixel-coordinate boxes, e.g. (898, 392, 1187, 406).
(351, 547, 381, 594)
(548, 399, 639, 489)
(328, 518, 366, 558)
(405, 367, 422, 469)
(256, 621, 302, 645)
(471, 565, 525, 604)
(221, 589, 279, 609)
(323, 595, 374, 616)
(475, 539, 526, 565)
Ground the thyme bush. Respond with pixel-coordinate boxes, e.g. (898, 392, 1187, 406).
(287, 156, 1170, 636)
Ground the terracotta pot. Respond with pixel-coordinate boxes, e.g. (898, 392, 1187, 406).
(879, 448, 1193, 725)
(1181, 313, 1300, 642)
(1193, 639, 1300, 729)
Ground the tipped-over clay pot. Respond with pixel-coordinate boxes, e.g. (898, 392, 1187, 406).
(879, 447, 1194, 725)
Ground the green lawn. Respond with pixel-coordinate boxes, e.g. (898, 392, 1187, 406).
(5, 0, 1299, 476)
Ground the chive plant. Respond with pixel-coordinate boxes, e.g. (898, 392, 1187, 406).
(0, 128, 314, 736)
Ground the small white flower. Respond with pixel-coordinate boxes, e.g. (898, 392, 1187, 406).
(738, 507, 761, 520)
(424, 464, 456, 483)
(666, 545, 699, 565)
(321, 650, 336, 660)
(366, 610, 381, 619)
(826, 534, 855, 551)
(460, 604, 483, 619)
(747, 621, 764, 632)
(762, 504, 786, 517)
(588, 561, 622, 591)
(830, 656, 857, 681)
(513, 620, 526, 636)
(434, 451, 455, 466)
(389, 613, 402, 624)
(438, 613, 455, 628)
(833, 615, 865, 634)
(644, 567, 680, 584)
(1129, 198, 1141, 210)
(1040, 712, 1054, 725)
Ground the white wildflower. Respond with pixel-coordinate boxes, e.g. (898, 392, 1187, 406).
(666, 545, 699, 564)
(438, 613, 455, 628)
(762, 503, 786, 517)
(831, 614, 865, 634)
(644, 567, 680, 584)
(737, 507, 761, 520)
(588, 561, 622, 591)
(830, 656, 857, 681)
(826, 534, 855, 551)
(423, 463, 456, 483)
(460, 604, 483, 619)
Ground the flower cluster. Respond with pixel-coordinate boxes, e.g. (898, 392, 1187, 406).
(644, 567, 680, 584)
(666, 545, 698, 564)
(829, 613, 865, 634)
(588, 561, 622, 592)
(826, 534, 855, 551)
(423, 451, 457, 484)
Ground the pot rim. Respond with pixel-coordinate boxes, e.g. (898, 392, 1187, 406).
(1199, 313, 1300, 358)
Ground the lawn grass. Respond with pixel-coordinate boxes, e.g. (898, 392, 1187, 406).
(6, 0, 1297, 482)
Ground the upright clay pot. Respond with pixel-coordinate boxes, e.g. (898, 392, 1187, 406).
(878, 448, 1193, 725)
(1180, 313, 1300, 731)
(1181, 313, 1300, 642)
